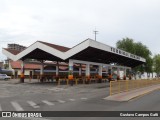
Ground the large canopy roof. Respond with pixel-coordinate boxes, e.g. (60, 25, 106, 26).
(2, 38, 146, 68)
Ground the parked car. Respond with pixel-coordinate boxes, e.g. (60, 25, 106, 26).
(0, 74, 11, 80)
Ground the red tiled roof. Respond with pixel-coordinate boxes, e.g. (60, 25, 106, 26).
(46, 62, 69, 66)
(4, 41, 70, 56)
(10, 61, 41, 69)
(59, 66, 68, 70)
(4, 48, 22, 55)
(38, 41, 70, 52)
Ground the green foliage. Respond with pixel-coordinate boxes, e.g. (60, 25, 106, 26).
(145, 56, 153, 73)
(116, 38, 135, 53)
(4, 64, 9, 69)
(116, 37, 153, 73)
(153, 54, 160, 74)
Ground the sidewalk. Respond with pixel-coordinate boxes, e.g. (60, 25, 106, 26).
(104, 84, 160, 101)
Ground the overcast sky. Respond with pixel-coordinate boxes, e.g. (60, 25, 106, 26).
(0, 0, 160, 60)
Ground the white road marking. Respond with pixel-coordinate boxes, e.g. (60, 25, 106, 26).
(81, 98, 88, 100)
(69, 99, 75, 101)
(27, 101, 40, 108)
(0, 104, 2, 111)
(42, 100, 54, 106)
(11, 101, 24, 111)
(57, 100, 66, 103)
(48, 87, 67, 92)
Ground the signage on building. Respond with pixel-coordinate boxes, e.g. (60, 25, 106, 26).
(110, 47, 141, 61)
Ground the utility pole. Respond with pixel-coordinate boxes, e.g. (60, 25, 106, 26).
(93, 29, 98, 41)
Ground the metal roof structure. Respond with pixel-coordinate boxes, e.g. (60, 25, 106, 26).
(2, 38, 146, 68)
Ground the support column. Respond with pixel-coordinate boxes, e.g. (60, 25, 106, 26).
(32, 70, 34, 79)
(40, 62, 44, 82)
(56, 62, 59, 81)
(123, 67, 126, 80)
(105, 66, 108, 75)
(117, 67, 120, 80)
(98, 65, 102, 83)
(20, 60, 25, 83)
(79, 64, 82, 77)
(68, 60, 74, 86)
(56, 65, 59, 76)
(108, 66, 112, 82)
(85, 64, 90, 84)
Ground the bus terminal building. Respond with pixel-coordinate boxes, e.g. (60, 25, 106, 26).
(2, 38, 146, 84)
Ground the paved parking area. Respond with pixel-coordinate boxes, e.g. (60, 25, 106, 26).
(1, 79, 160, 120)
(0, 79, 110, 111)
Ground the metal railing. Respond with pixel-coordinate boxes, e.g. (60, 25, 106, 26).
(36, 75, 108, 85)
(110, 79, 160, 95)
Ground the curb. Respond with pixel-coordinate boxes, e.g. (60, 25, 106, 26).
(128, 88, 160, 101)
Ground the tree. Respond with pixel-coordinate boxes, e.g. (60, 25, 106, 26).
(153, 54, 160, 77)
(145, 56, 153, 77)
(116, 37, 153, 74)
(116, 37, 135, 54)
(4, 63, 9, 69)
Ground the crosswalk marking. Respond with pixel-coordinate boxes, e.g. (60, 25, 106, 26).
(1, 97, 89, 111)
(42, 100, 54, 106)
(11, 101, 24, 111)
(69, 99, 75, 101)
(0, 104, 2, 111)
(57, 100, 66, 103)
(81, 98, 88, 100)
(27, 101, 40, 108)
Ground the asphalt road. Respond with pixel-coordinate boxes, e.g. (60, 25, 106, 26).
(0, 79, 160, 120)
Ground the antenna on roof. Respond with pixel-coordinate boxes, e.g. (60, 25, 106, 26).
(93, 28, 98, 41)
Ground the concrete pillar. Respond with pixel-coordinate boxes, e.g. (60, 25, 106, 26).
(79, 64, 82, 77)
(40, 64, 44, 76)
(86, 64, 90, 76)
(32, 70, 34, 79)
(108, 66, 112, 82)
(56, 62, 59, 81)
(85, 64, 90, 84)
(98, 65, 102, 83)
(98, 65, 102, 77)
(117, 67, 120, 80)
(56, 65, 59, 76)
(68, 60, 74, 86)
(20, 60, 25, 83)
(40, 62, 44, 82)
